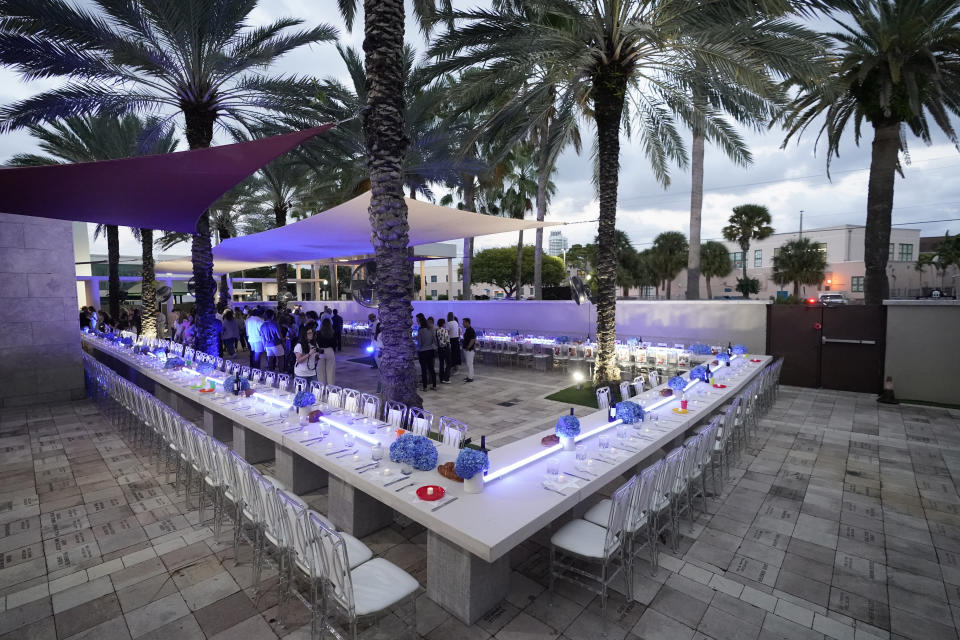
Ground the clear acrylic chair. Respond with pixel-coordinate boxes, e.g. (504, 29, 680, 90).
(384, 401, 407, 428)
(325, 385, 343, 409)
(619, 380, 633, 401)
(407, 407, 433, 437)
(360, 393, 380, 420)
(311, 516, 418, 640)
(439, 416, 467, 448)
(342, 388, 361, 413)
(551, 475, 634, 621)
(596, 386, 611, 410)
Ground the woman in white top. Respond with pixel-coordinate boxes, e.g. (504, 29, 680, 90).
(446, 312, 461, 372)
(293, 326, 320, 382)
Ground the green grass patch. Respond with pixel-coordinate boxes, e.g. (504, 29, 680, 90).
(545, 384, 626, 409)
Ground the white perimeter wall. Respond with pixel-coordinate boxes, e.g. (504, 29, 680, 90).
(884, 301, 960, 405)
(236, 299, 769, 351)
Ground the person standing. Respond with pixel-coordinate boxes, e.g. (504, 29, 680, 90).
(320, 306, 333, 324)
(293, 326, 320, 383)
(446, 312, 461, 373)
(416, 316, 438, 391)
(436, 318, 451, 384)
(259, 309, 285, 373)
(315, 318, 337, 384)
(245, 308, 265, 369)
(332, 308, 344, 351)
(461, 317, 476, 383)
(221, 309, 240, 356)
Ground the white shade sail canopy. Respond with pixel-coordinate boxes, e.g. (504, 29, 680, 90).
(155, 191, 560, 275)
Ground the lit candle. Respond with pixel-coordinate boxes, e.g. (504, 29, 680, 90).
(427, 487, 434, 496)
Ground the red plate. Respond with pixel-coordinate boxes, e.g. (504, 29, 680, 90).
(712, 384, 727, 389)
(750, 358, 762, 363)
(416, 485, 446, 501)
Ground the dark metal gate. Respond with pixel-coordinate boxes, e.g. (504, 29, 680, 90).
(766, 304, 886, 393)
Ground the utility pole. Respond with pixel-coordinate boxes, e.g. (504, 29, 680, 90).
(799, 210, 804, 239)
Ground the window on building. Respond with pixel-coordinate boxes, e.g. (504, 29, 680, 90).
(851, 276, 864, 292)
(731, 252, 743, 269)
(815, 242, 827, 255)
(754, 249, 762, 268)
(430, 275, 437, 283)
(889, 243, 895, 260)
(430, 289, 437, 298)
(898, 243, 913, 262)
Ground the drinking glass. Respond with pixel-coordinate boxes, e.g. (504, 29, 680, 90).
(320, 421, 331, 438)
(546, 458, 560, 481)
(575, 445, 587, 466)
(344, 432, 355, 448)
(598, 435, 610, 450)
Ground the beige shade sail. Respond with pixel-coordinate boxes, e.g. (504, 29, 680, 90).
(155, 191, 560, 274)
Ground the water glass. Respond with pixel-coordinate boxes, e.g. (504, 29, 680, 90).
(616, 424, 629, 441)
(320, 421, 331, 438)
(575, 445, 587, 465)
(546, 458, 560, 481)
(344, 432, 355, 448)
(371, 442, 384, 461)
(598, 435, 610, 450)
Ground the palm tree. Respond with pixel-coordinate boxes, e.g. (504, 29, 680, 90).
(916, 233, 960, 291)
(0, 0, 337, 355)
(780, 0, 960, 304)
(499, 144, 551, 298)
(428, 0, 814, 386)
(336, 1, 452, 407)
(634, 250, 661, 299)
(8, 114, 177, 330)
(772, 238, 827, 297)
(722, 204, 774, 298)
(700, 240, 733, 299)
(651, 232, 689, 300)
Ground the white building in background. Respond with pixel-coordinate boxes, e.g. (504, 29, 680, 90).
(653, 224, 935, 301)
(548, 230, 568, 257)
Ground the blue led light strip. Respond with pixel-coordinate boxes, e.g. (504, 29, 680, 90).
(483, 355, 738, 483)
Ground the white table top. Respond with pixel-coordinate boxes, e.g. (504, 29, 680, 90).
(82, 335, 769, 562)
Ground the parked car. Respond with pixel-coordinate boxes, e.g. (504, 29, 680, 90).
(818, 293, 848, 306)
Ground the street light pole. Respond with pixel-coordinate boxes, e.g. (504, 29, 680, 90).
(799, 210, 804, 240)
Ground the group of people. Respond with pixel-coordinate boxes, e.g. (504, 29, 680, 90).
(79, 305, 143, 335)
(82, 301, 481, 392)
(414, 312, 476, 391)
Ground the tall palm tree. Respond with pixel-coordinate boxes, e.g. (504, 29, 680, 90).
(428, 0, 816, 386)
(772, 237, 828, 297)
(0, 0, 337, 355)
(335, 1, 450, 407)
(916, 233, 960, 291)
(8, 114, 177, 329)
(499, 144, 552, 297)
(700, 240, 733, 299)
(780, 0, 960, 304)
(651, 231, 689, 300)
(722, 204, 774, 298)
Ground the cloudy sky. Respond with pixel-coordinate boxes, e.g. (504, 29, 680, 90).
(1, 0, 958, 262)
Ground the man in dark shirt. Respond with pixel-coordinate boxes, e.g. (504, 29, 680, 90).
(461, 318, 476, 382)
(332, 309, 344, 351)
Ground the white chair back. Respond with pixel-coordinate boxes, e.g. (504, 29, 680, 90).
(326, 385, 343, 408)
(360, 393, 380, 419)
(342, 388, 360, 413)
(385, 401, 407, 428)
(619, 381, 633, 400)
(439, 416, 467, 448)
(596, 386, 611, 410)
(407, 407, 433, 436)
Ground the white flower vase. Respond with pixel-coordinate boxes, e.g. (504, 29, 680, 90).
(463, 474, 484, 494)
(560, 435, 576, 451)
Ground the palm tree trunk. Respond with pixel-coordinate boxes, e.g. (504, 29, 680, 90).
(515, 229, 524, 299)
(705, 277, 713, 300)
(140, 228, 157, 338)
(461, 179, 476, 301)
(741, 242, 750, 299)
(106, 225, 120, 320)
(592, 67, 627, 386)
(666, 278, 672, 300)
(362, 0, 421, 408)
(534, 120, 550, 300)
(864, 122, 899, 304)
(686, 125, 705, 300)
(184, 109, 218, 356)
(793, 281, 800, 298)
(275, 204, 289, 309)
(217, 224, 232, 310)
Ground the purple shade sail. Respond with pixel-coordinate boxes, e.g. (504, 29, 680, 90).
(0, 124, 335, 233)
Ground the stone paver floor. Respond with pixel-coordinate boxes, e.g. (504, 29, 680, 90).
(2, 384, 960, 639)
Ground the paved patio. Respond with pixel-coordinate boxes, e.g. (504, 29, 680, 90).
(1, 383, 959, 640)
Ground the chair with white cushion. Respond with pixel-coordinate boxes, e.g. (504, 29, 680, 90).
(596, 386, 611, 410)
(407, 407, 433, 437)
(360, 393, 380, 420)
(619, 380, 633, 401)
(439, 416, 467, 449)
(312, 516, 418, 640)
(551, 476, 634, 619)
(325, 385, 343, 409)
(384, 401, 407, 429)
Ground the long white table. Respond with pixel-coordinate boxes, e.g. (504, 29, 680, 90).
(82, 335, 769, 623)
